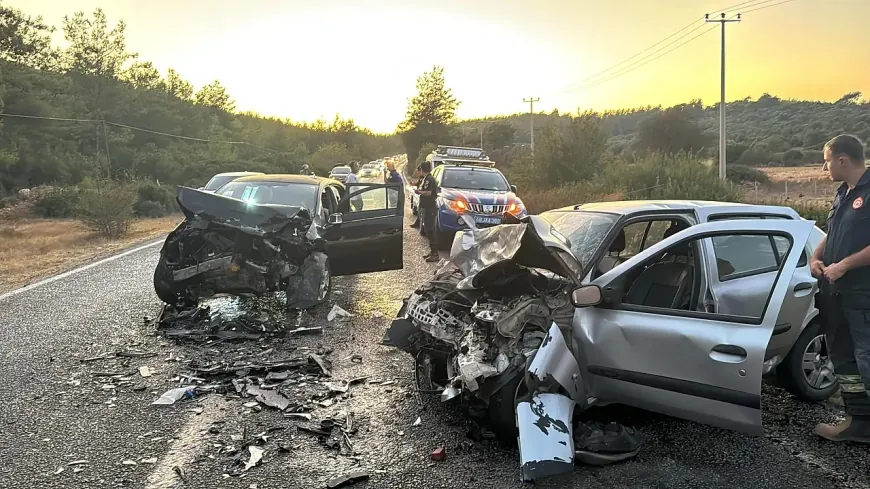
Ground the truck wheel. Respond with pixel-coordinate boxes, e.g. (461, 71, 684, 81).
(777, 321, 839, 402)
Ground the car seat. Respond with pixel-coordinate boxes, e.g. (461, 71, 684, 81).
(598, 229, 627, 275)
(624, 230, 694, 309)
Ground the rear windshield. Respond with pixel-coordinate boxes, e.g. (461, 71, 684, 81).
(204, 175, 238, 191)
(441, 168, 509, 191)
(331, 167, 351, 174)
(216, 181, 320, 211)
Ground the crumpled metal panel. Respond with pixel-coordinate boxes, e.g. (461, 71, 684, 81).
(286, 251, 328, 309)
(450, 222, 528, 278)
(528, 322, 585, 404)
(517, 392, 576, 481)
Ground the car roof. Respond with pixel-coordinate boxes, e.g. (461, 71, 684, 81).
(214, 171, 265, 177)
(231, 174, 343, 186)
(440, 164, 500, 172)
(549, 200, 792, 216)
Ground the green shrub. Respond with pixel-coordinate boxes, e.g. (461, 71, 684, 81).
(77, 181, 138, 238)
(728, 164, 770, 184)
(134, 200, 165, 218)
(31, 187, 81, 218)
(136, 181, 178, 215)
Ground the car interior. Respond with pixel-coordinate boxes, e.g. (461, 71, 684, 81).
(597, 219, 701, 311)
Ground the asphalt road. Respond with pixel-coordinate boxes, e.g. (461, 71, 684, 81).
(1, 190, 870, 488)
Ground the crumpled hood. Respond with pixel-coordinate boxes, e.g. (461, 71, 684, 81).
(175, 186, 313, 236)
(449, 215, 583, 284)
(440, 188, 521, 205)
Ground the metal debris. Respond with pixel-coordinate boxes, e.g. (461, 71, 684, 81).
(326, 471, 370, 488)
(152, 387, 195, 405)
(243, 446, 264, 472)
(138, 366, 153, 378)
(327, 305, 352, 322)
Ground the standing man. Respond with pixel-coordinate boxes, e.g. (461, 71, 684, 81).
(410, 166, 423, 230)
(345, 161, 363, 211)
(811, 134, 870, 443)
(415, 161, 440, 262)
(385, 160, 403, 209)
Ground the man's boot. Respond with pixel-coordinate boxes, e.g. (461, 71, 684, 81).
(813, 415, 870, 443)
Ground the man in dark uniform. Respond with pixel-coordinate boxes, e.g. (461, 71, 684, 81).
(410, 166, 423, 231)
(415, 161, 440, 262)
(810, 134, 870, 443)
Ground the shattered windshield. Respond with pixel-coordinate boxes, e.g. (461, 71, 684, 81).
(441, 168, 509, 191)
(217, 181, 320, 210)
(540, 210, 618, 268)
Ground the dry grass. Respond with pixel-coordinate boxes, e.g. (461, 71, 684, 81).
(0, 215, 181, 293)
(759, 166, 830, 183)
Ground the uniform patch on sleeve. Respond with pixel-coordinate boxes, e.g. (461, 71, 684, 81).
(854, 197, 864, 210)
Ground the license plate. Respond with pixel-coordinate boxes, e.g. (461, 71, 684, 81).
(473, 215, 502, 225)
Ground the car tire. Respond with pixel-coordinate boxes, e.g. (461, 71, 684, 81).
(777, 320, 839, 402)
(153, 256, 177, 304)
(315, 257, 333, 306)
(487, 372, 524, 445)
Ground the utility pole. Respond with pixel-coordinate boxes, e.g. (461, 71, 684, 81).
(706, 12, 740, 180)
(523, 97, 540, 155)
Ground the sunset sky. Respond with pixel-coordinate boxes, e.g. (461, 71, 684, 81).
(8, 0, 870, 133)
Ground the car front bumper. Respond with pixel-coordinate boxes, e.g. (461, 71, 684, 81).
(436, 207, 526, 232)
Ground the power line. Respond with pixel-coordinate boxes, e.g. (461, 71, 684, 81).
(0, 112, 288, 154)
(742, 0, 795, 14)
(550, 0, 780, 95)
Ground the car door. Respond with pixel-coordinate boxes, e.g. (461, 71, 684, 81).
(696, 212, 819, 362)
(323, 183, 404, 276)
(574, 219, 813, 435)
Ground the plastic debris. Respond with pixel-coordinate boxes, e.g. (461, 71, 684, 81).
(327, 305, 352, 322)
(138, 366, 153, 378)
(326, 471, 370, 488)
(412, 417, 422, 427)
(152, 387, 195, 405)
(244, 446, 264, 472)
(430, 446, 447, 461)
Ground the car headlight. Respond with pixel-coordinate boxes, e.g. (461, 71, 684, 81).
(445, 198, 468, 214)
(506, 201, 526, 215)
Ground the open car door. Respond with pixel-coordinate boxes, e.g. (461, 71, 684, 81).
(573, 219, 814, 435)
(323, 183, 404, 276)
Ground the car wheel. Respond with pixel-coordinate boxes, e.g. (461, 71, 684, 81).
(777, 321, 839, 401)
(153, 256, 177, 304)
(487, 372, 524, 445)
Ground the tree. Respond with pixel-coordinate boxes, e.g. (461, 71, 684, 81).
(532, 112, 608, 186)
(484, 121, 516, 150)
(635, 108, 707, 155)
(398, 65, 459, 165)
(61, 8, 135, 78)
(194, 80, 235, 112)
(0, 2, 56, 69)
(308, 142, 353, 175)
(122, 61, 164, 91)
(165, 68, 193, 100)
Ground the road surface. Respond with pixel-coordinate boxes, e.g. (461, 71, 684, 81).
(1, 191, 869, 489)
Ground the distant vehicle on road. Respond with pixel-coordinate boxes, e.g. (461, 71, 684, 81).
(359, 163, 379, 178)
(200, 171, 265, 192)
(421, 146, 526, 246)
(328, 165, 352, 183)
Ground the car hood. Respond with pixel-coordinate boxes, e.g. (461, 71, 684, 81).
(440, 187, 520, 205)
(449, 214, 583, 285)
(175, 186, 313, 237)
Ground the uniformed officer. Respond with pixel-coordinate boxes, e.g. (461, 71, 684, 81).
(415, 161, 440, 262)
(810, 134, 870, 443)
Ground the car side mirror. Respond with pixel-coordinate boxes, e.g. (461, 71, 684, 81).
(570, 284, 602, 308)
(328, 213, 343, 225)
(510, 184, 518, 193)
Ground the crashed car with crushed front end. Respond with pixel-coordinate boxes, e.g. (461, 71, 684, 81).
(384, 204, 822, 481)
(155, 175, 404, 309)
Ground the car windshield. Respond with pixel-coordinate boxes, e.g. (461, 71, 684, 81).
(441, 168, 509, 191)
(203, 175, 238, 191)
(216, 181, 320, 211)
(540, 210, 619, 267)
(331, 167, 351, 174)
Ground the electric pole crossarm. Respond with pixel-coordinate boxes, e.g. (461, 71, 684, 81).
(705, 12, 741, 180)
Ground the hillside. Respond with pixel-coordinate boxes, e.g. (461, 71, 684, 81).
(0, 5, 400, 193)
(455, 93, 870, 165)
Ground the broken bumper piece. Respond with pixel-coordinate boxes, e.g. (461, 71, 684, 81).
(518, 392, 576, 481)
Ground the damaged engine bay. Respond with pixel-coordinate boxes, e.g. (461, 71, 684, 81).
(384, 215, 642, 481)
(154, 186, 330, 310)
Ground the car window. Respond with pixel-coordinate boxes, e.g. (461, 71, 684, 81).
(217, 181, 319, 211)
(441, 168, 509, 191)
(616, 232, 787, 321)
(772, 235, 808, 267)
(331, 167, 351, 174)
(340, 186, 395, 213)
(205, 175, 236, 191)
(612, 220, 678, 259)
(711, 234, 780, 280)
(540, 211, 618, 268)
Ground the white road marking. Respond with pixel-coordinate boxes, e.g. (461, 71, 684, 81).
(0, 239, 164, 302)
